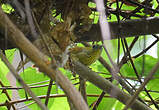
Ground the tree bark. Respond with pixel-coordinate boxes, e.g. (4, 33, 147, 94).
(1, 16, 159, 49)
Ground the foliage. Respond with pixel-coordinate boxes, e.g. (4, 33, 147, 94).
(0, 0, 159, 110)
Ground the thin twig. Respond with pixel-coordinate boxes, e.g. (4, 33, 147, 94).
(126, 0, 159, 13)
(17, 101, 35, 110)
(0, 50, 48, 110)
(123, 60, 159, 110)
(123, 38, 159, 109)
(0, 81, 16, 110)
(45, 80, 53, 106)
(92, 92, 105, 110)
(133, 38, 159, 58)
(0, 83, 55, 90)
(0, 94, 110, 107)
(118, 36, 139, 68)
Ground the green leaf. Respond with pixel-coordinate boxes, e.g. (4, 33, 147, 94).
(0, 106, 8, 110)
(87, 82, 102, 108)
(147, 79, 159, 98)
(121, 55, 159, 77)
(114, 101, 125, 110)
(2, 4, 14, 13)
(17, 67, 57, 110)
(0, 93, 10, 106)
(0, 49, 16, 105)
(59, 68, 72, 79)
(98, 98, 116, 110)
(0, 49, 16, 76)
(50, 97, 69, 110)
(87, 83, 118, 110)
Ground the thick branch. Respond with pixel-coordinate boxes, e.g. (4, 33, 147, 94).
(0, 7, 89, 110)
(75, 17, 159, 42)
(72, 61, 152, 110)
(1, 16, 159, 49)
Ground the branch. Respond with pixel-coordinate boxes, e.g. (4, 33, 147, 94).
(124, 60, 159, 110)
(0, 81, 16, 110)
(0, 94, 110, 107)
(0, 51, 48, 110)
(1, 16, 159, 49)
(0, 7, 89, 110)
(72, 61, 152, 110)
(75, 17, 159, 42)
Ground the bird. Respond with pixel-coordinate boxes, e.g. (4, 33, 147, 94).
(69, 45, 103, 66)
(68, 45, 103, 101)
